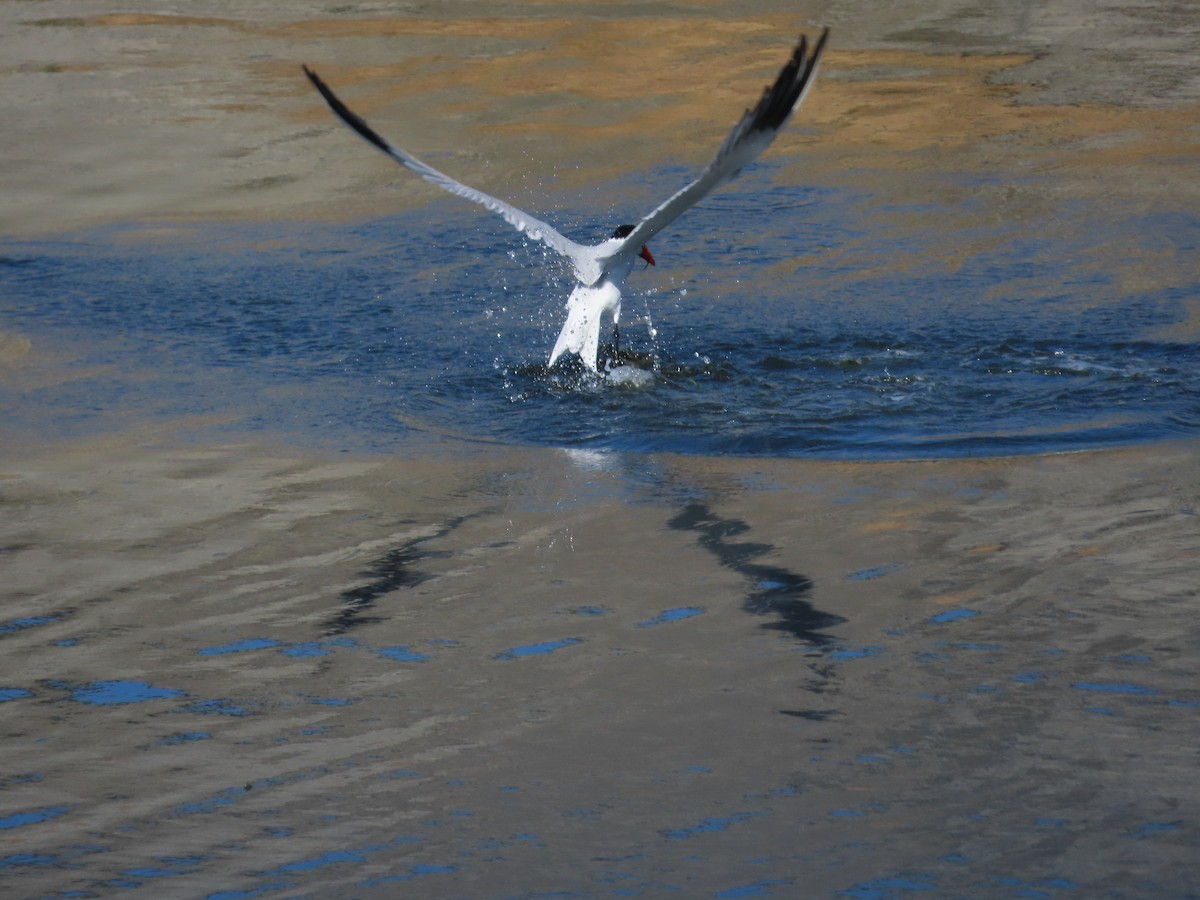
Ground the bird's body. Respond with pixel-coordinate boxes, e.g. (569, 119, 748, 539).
(551, 279, 624, 372)
(303, 28, 828, 371)
(548, 232, 650, 369)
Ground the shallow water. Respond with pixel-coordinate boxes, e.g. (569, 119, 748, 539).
(2, 165, 1196, 458)
(3, 177, 1199, 896)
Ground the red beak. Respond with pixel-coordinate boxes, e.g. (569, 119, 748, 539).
(640, 245, 656, 266)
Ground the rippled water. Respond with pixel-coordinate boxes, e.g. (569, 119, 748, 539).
(2, 166, 1196, 457)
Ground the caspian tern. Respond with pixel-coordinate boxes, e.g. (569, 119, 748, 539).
(303, 27, 828, 372)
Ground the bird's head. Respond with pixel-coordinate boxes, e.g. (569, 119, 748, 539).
(612, 224, 655, 267)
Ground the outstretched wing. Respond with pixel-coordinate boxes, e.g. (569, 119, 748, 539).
(303, 66, 601, 282)
(603, 28, 829, 271)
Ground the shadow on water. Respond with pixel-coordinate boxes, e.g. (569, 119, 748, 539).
(326, 516, 472, 635)
(666, 503, 843, 644)
(778, 708, 840, 721)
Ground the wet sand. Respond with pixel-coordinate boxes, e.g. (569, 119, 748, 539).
(2, 1, 1199, 896)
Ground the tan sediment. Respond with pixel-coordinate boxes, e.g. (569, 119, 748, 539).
(2, 6, 1197, 236)
(279, 16, 1200, 174)
(0, 331, 33, 365)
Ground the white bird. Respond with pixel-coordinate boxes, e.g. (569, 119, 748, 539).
(303, 28, 828, 372)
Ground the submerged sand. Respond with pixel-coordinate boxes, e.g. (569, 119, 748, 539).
(2, 0, 1198, 237)
(2, 0, 1199, 896)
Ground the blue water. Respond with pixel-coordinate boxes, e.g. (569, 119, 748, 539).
(493, 637, 584, 660)
(2, 168, 1196, 458)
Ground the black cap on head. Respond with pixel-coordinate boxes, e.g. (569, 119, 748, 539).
(611, 224, 636, 239)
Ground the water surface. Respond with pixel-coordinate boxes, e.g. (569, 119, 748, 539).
(3, 165, 1195, 458)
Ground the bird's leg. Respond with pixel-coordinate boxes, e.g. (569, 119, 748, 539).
(612, 323, 621, 362)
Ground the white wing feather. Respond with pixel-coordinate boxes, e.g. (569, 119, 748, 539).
(303, 66, 605, 284)
(604, 29, 829, 267)
(303, 28, 828, 288)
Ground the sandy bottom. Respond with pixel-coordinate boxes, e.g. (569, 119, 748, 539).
(2, 0, 1199, 896)
(3, 0, 1198, 237)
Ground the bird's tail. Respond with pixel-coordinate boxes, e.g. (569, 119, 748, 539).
(548, 289, 604, 371)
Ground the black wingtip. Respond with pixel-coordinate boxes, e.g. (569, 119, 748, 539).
(751, 26, 830, 134)
(301, 64, 325, 95)
(302, 64, 393, 156)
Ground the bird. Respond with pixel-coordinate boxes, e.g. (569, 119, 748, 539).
(303, 27, 828, 372)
